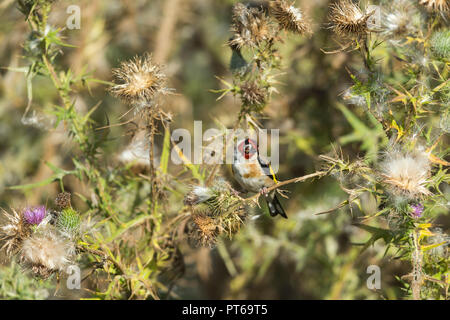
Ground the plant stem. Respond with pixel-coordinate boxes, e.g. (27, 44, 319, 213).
(148, 112, 158, 212)
(411, 230, 423, 300)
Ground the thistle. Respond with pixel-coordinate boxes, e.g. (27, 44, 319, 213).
(110, 53, 168, 106)
(56, 208, 81, 236)
(379, 149, 432, 199)
(410, 203, 424, 218)
(185, 179, 248, 247)
(20, 228, 75, 278)
(189, 213, 220, 248)
(184, 186, 215, 206)
(240, 81, 267, 108)
(55, 192, 71, 209)
(110, 53, 172, 209)
(430, 30, 450, 59)
(269, 0, 312, 35)
(328, 0, 374, 38)
(381, 0, 419, 37)
(229, 3, 273, 49)
(0, 208, 31, 256)
(419, 0, 449, 13)
(23, 206, 46, 225)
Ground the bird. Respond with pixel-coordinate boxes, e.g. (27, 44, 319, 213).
(232, 138, 287, 218)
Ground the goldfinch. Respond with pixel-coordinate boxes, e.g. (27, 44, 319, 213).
(232, 138, 287, 218)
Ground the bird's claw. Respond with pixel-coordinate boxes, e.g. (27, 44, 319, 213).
(231, 188, 240, 197)
(260, 187, 269, 197)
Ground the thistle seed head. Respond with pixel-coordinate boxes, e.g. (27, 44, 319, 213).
(379, 149, 432, 199)
(328, 0, 374, 38)
(184, 186, 215, 206)
(21, 227, 75, 276)
(419, 0, 449, 13)
(0, 208, 32, 257)
(381, 0, 419, 37)
(229, 3, 273, 49)
(240, 81, 267, 107)
(269, 0, 312, 35)
(189, 213, 219, 248)
(110, 53, 168, 105)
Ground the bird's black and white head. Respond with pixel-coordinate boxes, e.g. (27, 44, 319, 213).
(235, 138, 258, 161)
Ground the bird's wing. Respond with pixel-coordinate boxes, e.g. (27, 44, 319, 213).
(257, 155, 278, 183)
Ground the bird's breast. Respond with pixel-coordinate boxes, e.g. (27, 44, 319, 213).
(232, 161, 273, 193)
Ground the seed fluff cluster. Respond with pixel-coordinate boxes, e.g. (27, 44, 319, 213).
(381, 0, 419, 38)
(379, 149, 432, 199)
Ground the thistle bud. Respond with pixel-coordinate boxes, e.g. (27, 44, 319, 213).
(56, 208, 81, 236)
(55, 192, 71, 209)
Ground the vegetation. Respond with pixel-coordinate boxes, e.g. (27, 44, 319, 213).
(0, 0, 448, 300)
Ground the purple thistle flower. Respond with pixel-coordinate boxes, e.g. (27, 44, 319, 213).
(24, 206, 47, 225)
(410, 203, 424, 219)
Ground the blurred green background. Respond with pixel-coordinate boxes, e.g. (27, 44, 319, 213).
(0, 0, 444, 299)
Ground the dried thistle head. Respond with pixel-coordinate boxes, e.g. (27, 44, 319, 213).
(189, 213, 220, 248)
(29, 264, 55, 279)
(240, 81, 267, 108)
(20, 227, 75, 277)
(379, 149, 432, 199)
(328, 0, 374, 38)
(193, 179, 244, 216)
(218, 206, 247, 237)
(55, 192, 71, 209)
(0, 208, 32, 257)
(110, 53, 168, 105)
(185, 179, 248, 246)
(269, 0, 312, 35)
(419, 0, 449, 13)
(229, 3, 273, 49)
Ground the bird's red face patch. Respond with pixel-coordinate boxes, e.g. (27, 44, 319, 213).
(238, 138, 258, 159)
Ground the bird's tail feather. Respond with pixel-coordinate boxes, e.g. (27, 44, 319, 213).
(266, 194, 287, 219)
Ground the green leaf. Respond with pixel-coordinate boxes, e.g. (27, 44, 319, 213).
(8, 162, 75, 190)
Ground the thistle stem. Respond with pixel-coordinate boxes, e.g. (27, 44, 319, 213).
(148, 113, 157, 210)
(411, 230, 423, 300)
